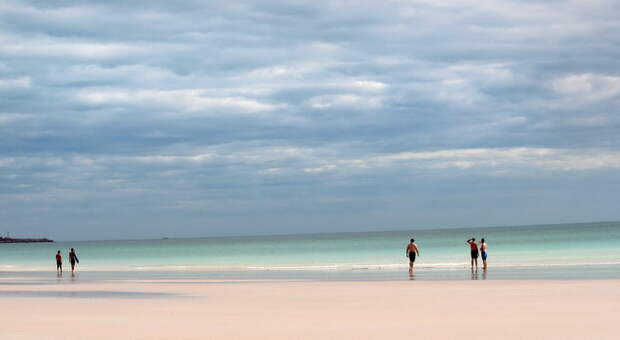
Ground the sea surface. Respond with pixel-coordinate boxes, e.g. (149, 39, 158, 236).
(1, 221, 619, 281)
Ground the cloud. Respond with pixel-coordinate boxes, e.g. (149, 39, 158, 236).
(371, 147, 620, 171)
(0, 33, 167, 60)
(0, 76, 31, 88)
(552, 73, 620, 101)
(1, 0, 619, 238)
(75, 89, 277, 113)
(0, 113, 32, 125)
(3, 146, 619, 183)
(308, 94, 383, 109)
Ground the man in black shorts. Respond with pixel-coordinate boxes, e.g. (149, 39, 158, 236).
(405, 238, 420, 272)
(466, 238, 479, 268)
(69, 248, 79, 273)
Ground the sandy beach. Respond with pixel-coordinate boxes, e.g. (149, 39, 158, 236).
(1, 277, 618, 340)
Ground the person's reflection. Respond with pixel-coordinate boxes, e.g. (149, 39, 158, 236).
(408, 270, 416, 281)
(482, 268, 488, 280)
(470, 267, 479, 280)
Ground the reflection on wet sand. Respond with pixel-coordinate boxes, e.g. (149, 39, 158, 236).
(471, 267, 479, 280)
(0, 290, 182, 299)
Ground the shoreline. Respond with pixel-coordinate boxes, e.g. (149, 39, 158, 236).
(2, 262, 620, 283)
(3, 260, 620, 271)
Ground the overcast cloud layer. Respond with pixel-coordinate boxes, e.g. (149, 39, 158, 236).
(1, 0, 619, 240)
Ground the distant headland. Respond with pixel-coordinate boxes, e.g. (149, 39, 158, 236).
(0, 237, 54, 243)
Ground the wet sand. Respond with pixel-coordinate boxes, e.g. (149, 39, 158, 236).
(1, 278, 618, 340)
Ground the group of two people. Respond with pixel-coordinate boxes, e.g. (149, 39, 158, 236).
(405, 237, 489, 272)
(467, 238, 488, 269)
(55, 248, 79, 274)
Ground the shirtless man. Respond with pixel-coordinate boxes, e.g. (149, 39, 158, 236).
(405, 239, 420, 272)
(466, 238, 479, 268)
(480, 238, 488, 269)
(69, 248, 79, 273)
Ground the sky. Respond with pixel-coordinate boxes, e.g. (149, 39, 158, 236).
(1, 0, 619, 240)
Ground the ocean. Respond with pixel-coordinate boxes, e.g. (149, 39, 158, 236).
(1, 221, 619, 281)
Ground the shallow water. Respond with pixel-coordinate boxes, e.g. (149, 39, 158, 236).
(1, 221, 619, 278)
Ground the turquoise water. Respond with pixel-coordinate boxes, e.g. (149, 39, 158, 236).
(1, 221, 619, 274)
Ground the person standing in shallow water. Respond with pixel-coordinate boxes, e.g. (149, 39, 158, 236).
(480, 238, 488, 269)
(405, 239, 420, 272)
(69, 248, 79, 273)
(55, 250, 63, 274)
(466, 238, 479, 268)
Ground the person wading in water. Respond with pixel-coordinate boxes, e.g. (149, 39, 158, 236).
(55, 250, 63, 274)
(466, 238, 479, 268)
(480, 238, 488, 269)
(405, 238, 420, 272)
(69, 248, 80, 274)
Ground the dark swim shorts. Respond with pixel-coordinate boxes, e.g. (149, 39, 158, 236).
(408, 252, 416, 262)
(481, 251, 488, 261)
(470, 250, 479, 259)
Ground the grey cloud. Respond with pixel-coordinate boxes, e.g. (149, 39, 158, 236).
(1, 0, 619, 239)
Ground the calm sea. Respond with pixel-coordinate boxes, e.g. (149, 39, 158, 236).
(1, 221, 619, 280)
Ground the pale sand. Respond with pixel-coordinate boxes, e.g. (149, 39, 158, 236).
(1, 279, 619, 340)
